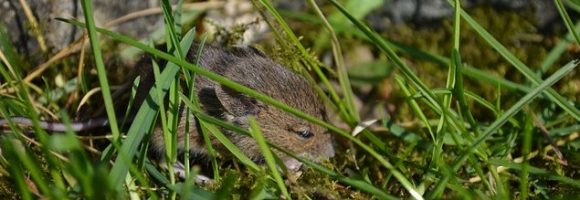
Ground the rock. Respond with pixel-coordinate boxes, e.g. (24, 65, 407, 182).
(0, 0, 160, 64)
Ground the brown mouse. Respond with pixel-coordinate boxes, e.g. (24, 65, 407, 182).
(138, 43, 335, 172)
(0, 42, 335, 175)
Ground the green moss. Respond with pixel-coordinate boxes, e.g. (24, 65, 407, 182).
(0, 177, 19, 200)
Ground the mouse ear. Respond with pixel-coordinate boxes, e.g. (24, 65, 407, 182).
(215, 85, 266, 116)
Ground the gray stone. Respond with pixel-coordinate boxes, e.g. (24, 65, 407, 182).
(0, 0, 160, 63)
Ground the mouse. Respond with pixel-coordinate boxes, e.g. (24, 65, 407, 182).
(138, 43, 335, 173)
(0, 42, 335, 174)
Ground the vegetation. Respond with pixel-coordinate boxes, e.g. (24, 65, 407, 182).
(1, 0, 579, 199)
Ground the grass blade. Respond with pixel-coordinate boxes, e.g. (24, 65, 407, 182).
(307, 0, 359, 122)
(79, 0, 121, 143)
(248, 117, 291, 199)
(554, 0, 580, 44)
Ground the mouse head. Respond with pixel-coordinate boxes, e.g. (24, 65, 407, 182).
(213, 48, 335, 165)
(215, 85, 335, 162)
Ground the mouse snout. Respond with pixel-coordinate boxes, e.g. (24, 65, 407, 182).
(312, 133, 335, 159)
(321, 138, 335, 158)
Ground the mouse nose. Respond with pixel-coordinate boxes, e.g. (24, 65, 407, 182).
(311, 135, 335, 159)
(322, 140, 335, 158)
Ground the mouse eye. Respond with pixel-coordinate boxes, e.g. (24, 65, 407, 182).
(295, 129, 313, 138)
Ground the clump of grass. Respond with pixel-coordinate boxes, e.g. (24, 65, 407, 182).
(1, 0, 579, 199)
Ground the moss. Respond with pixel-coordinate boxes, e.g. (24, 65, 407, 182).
(0, 177, 19, 200)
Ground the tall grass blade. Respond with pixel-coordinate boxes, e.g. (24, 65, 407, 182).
(307, 0, 359, 122)
(79, 0, 121, 144)
(554, 0, 580, 44)
(248, 117, 291, 199)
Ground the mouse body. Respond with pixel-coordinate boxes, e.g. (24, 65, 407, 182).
(0, 43, 335, 172)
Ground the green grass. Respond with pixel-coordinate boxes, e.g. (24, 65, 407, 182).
(1, 0, 579, 199)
